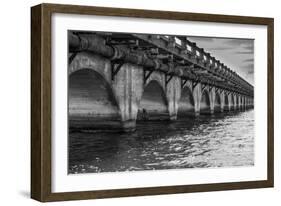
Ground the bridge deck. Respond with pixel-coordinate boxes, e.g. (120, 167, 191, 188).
(69, 31, 253, 97)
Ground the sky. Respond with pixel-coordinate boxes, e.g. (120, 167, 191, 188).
(186, 36, 254, 85)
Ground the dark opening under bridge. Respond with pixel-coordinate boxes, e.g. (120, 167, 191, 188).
(68, 31, 254, 132)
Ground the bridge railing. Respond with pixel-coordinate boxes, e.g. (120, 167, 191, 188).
(168, 36, 253, 93)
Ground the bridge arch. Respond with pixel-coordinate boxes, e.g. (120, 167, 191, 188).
(69, 69, 121, 129)
(69, 52, 112, 85)
(214, 92, 221, 112)
(200, 89, 211, 114)
(144, 71, 166, 92)
(178, 86, 195, 117)
(138, 80, 169, 120)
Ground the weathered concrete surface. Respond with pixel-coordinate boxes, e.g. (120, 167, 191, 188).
(214, 92, 222, 112)
(112, 63, 144, 131)
(200, 89, 212, 115)
(69, 52, 112, 82)
(139, 80, 169, 120)
(178, 85, 195, 117)
(166, 76, 181, 120)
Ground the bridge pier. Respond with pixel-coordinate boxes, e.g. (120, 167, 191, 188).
(166, 76, 181, 120)
(112, 63, 144, 132)
(193, 82, 201, 115)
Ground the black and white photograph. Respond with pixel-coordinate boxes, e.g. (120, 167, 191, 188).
(68, 30, 254, 174)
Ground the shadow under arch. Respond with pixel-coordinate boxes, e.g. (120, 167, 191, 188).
(230, 94, 235, 110)
(137, 80, 169, 121)
(214, 92, 221, 112)
(236, 95, 240, 110)
(240, 96, 244, 110)
(224, 94, 229, 111)
(69, 68, 121, 130)
(200, 89, 211, 115)
(178, 86, 195, 117)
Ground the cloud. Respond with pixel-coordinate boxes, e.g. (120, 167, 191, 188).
(243, 63, 254, 68)
(242, 63, 254, 75)
(182, 35, 254, 84)
(235, 51, 253, 54)
(206, 47, 233, 51)
(224, 39, 253, 46)
(243, 58, 254, 63)
(221, 39, 254, 54)
(224, 39, 246, 46)
(243, 45, 254, 51)
(186, 36, 215, 43)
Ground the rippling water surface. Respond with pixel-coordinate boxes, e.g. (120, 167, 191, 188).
(68, 109, 254, 174)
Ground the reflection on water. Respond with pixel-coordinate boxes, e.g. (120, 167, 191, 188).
(68, 109, 254, 174)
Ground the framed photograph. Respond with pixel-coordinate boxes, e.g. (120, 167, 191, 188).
(31, 3, 274, 202)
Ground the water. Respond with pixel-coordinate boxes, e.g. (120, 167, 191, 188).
(68, 109, 254, 174)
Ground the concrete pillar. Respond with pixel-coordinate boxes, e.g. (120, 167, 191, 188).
(209, 86, 215, 114)
(113, 63, 143, 132)
(194, 83, 213, 115)
(193, 82, 201, 116)
(166, 76, 181, 120)
(238, 96, 242, 110)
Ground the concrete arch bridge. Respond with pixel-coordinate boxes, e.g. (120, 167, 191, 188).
(68, 31, 254, 131)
